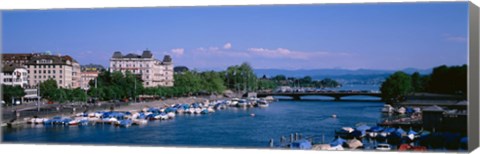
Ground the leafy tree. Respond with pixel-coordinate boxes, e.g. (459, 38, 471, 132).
(411, 72, 423, 92)
(427, 65, 467, 95)
(2, 85, 26, 105)
(380, 71, 413, 103)
(39, 78, 58, 100)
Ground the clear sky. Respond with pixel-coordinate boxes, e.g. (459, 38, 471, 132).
(2, 2, 469, 70)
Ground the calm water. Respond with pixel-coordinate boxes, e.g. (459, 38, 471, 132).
(2, 99, 384, 148)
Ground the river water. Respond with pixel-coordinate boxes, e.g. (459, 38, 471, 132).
(2, 96, 384, 148)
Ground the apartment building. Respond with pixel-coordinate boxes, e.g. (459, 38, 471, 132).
(25, 54, 80, 88)
(0, 63, 28, 88)
(109, 50, 174, 87)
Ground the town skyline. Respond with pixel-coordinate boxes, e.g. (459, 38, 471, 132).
(3, 2, 469, 70)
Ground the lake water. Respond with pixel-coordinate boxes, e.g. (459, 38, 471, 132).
(2, 98, 384, 148)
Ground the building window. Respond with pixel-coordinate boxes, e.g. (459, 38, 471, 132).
(60, 70, 62, 73)
(34, 65, 37, 68)
(53, 70, 56, 74)
(53, 65, 55, 68)
(34, 75, 36, 79)
(43, 76, 46, 79)
(34, 70, 37, 74)
(48, 70, 51, 74)
(43, 70, 46, 74)
(48, 65, 51, 68)
(60, 80, 62, 84)
(60, 65, 62, 68)
(43, 65, 46, 68)
(60, 75, 62, 78)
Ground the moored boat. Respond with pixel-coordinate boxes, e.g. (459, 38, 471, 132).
(381, 104, 394, 113)
(237, 99, 248, 107)
(257, 100, 269, 108)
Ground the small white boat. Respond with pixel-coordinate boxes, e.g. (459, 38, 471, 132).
(342, 127, 355, 133)
(230, 98, 239, 106)
(133, 119, 148, 125)
(194, 108, 202, 114)
(237, 99, 248, 107)
(264, 96, 275, 102)
(106, 117, 118, 124)
(88, 117, 101, 123)
(34, 118, 47, 124)
(207, 107, 215, 113)
(396, 107, 406, 114)
(176, 108, 185, 114)
(368, 132, 378, 138)
(68, 119, 80, 125)
(381, 104, 394, 113)
(88, 113, 96, 117)
(167, 112, 176, 119)
(160, 114, 169, 120)
(257, 100, 269, 108)
(187, 108, 195, 114)
(379, 132, 388, 137)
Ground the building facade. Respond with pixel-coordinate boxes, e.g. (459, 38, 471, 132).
(2, 53, 42, 66)
(0, 64, 28, 88)
(80, 66, 101, 90)
(25, 54, 80, 88)
(109, 50, 174, 87)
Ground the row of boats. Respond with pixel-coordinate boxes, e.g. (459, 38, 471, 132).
(332, 124, 468, 151)
(381, 104, 421, 114)
(25, 98, 272, 128)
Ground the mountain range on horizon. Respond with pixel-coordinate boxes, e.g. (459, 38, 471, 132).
(253, 67, 433, 78)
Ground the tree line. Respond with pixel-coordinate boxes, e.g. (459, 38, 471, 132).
(380, 64, 467, 103)
(2, 62, 342, 103)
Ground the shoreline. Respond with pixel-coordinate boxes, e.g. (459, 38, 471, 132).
(2, 95, 226, 127)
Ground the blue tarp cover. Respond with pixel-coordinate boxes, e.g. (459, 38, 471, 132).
(330, 137, 346, 147)
(291, 139, 312, 149)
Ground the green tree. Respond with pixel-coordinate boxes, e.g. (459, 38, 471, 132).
(427, 64, 467, 95)
(2, 85, 26, 105)
(39, 78, 58, 100)
(380, 71, 413, 103)
(411, 72, 423, 92)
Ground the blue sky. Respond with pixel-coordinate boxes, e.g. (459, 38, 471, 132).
(2, 2, 469, 70)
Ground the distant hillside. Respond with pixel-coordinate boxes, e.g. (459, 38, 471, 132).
(254, 68, 431, 78)
(254, 68, 432, 84)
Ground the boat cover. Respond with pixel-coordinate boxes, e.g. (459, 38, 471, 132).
(330, 137, 346, 147)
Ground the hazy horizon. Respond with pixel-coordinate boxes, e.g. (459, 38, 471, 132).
(3, 2, 469, 70)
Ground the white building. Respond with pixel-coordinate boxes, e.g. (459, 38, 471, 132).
(109, 50, 174, 87)
(1, 64, 28, 88)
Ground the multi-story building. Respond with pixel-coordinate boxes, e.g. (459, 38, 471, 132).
(0, 63, 28, 88)
(80, 65, 102, 90)
(2, 53, 42, 66)
(25, 54, 80, 88)
(109, 50, 174, 87)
